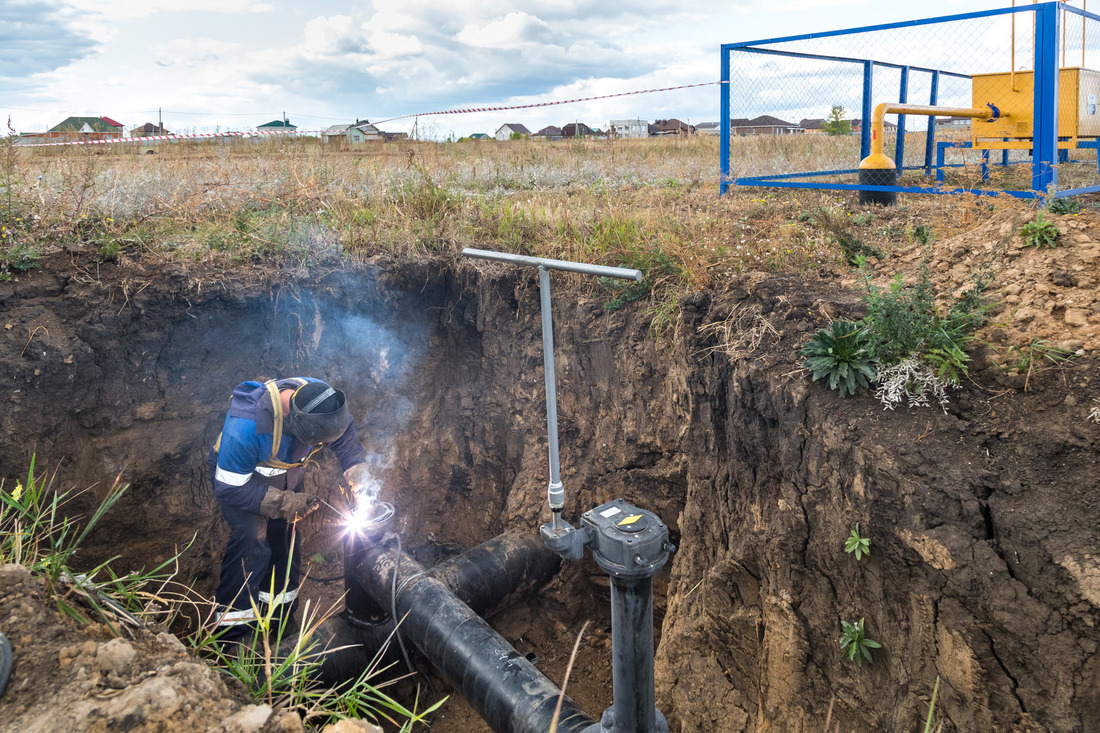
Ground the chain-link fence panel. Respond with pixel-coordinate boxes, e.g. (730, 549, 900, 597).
(720, 2, 1100, 201)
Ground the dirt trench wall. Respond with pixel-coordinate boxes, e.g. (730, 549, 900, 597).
(1, 258, 1098, 732)
(657, 285, 1100, 732)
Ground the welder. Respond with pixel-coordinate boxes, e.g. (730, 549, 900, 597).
(208, 377, 372, 644)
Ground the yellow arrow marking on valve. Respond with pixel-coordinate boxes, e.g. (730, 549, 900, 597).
(618, 514, 643, 526)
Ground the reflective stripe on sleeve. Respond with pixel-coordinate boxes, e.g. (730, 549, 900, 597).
(255, 466, 288, 477)
(216, 608, 257, 626)
(258, 588, 299, 606)
(215, 466, 252, 486)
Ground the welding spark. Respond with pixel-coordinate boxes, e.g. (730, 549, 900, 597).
(344, 496, 377, 536)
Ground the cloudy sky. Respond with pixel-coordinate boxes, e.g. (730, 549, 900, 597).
(0, 0, 1061, 139)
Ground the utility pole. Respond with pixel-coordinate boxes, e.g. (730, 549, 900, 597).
(158, 107, 162, 133)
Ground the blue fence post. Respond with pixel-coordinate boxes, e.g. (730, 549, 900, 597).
(981, 149, 990, 180)
(861, 61, 874, 160)
(720, 45, 731, 196)
(895, 66, 910, 171)
(937, 142, 947, 183)
(1033, 3, 1060, 195)
(924, 70, 940, 175)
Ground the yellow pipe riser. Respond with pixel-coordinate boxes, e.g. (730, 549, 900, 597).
(858, 102, 997, 206)
(858, 153, 895, 171)
(866, 102, 994, 159)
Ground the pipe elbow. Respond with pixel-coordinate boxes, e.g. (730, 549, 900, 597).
(859, 153, 896, 171)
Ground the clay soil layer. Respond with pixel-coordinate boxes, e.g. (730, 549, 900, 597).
(0, 240, 1098, 732)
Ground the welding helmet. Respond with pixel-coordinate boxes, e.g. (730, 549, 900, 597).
(285, 381, 349, 445)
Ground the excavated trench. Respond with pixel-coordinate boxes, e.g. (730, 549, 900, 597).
(1, 255, 1099, 732)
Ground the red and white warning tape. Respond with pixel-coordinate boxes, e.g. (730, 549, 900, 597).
(21, 79, 725, 148)
(372, 81, 725, 125)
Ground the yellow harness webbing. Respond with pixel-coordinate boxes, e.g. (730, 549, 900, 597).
(214, 378, 320, 469)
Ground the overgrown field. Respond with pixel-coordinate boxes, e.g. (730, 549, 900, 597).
(1, 136, 1030, 300)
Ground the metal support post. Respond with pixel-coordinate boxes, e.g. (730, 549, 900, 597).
(462, 248, 641, 532)
(1033, 2, 1061, 194)
(924, 70, 940, 176)
(720, 46, 732, 196)
(895, 66, 910, 170)
(538, 265, 563, 531)
(861, 61, 874, 160)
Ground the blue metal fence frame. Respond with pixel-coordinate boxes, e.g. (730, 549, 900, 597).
(719, 1, 1100, 200)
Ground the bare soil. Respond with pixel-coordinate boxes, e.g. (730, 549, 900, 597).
(0, 207, 1098, 732)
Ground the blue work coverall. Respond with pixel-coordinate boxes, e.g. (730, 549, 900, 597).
(208, 378, 365, 642)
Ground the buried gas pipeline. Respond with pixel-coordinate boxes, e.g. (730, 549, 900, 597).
(300, 251, 676, 733)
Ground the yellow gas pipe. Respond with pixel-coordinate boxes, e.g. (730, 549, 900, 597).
(858, 102, 997, 205)
(860, 102, 995, 171)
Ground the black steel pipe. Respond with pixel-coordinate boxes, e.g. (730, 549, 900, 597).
(300, 532, 564, 689)
(356, 537, 598, 733)
(607, 576, 664, 733)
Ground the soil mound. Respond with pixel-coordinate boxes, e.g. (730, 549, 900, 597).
(0, 563, 291, 733)
(856, 209, 1100, 357)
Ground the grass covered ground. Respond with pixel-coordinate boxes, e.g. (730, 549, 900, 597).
(1, 134, 1032, 307)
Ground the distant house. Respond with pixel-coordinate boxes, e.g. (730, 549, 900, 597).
(322, 123, 352, 142)
(381, 131, 408, 141)
(609, 119, 648, 139)
(99, 117, 125, 134)
(47, 116, 125, 140)
(652, 119, 695, 135)
(257, 119, 297, 133)
(561, 122, 602, 138)
(729, 116, 802, 136)
(799, 118, 826, 134)
(348, 121, 381, 143)
(468, 133, 490, 140)
(495, 123, 530, 140)
(694, 122, 721, 136)
(532, 125, 563, 141)
(130, 122, 170, 137)
(14, 133, 49, 146)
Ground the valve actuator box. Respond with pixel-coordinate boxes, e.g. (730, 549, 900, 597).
(581, 498, 672, 579)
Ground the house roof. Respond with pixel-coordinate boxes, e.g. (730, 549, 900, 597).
(694, 122, 721, 131)
(730, 115, 798, 128)
(49, 116, 120, 134)
(351, 122, 379, 132)
(99, 116, 124, 128)
(257, 119, 297, 129)
(323, 124, 352, 134)
(131, 122, 169, 135)
(496, 123, 531, 135)
(653, 118, 694, 132)
(533, 126, 562, 137)
(469, 133, 490, 139)
(561, 122, 600, 137)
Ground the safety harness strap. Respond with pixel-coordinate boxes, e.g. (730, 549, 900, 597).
(213, 378, 317, 469)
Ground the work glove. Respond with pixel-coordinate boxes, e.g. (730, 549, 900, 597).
(259, 487, 321, 522)
(343, 463, 371, 494)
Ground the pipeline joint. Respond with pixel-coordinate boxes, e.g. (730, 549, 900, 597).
(547, 480, 564, 510)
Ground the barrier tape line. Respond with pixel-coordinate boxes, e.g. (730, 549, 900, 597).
(21, 80, 726, 148)
(372, 81, 726, 125)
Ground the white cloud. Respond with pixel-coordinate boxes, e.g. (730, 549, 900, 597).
(65, 0, 274, 19)
(456, 13, 555, 50)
